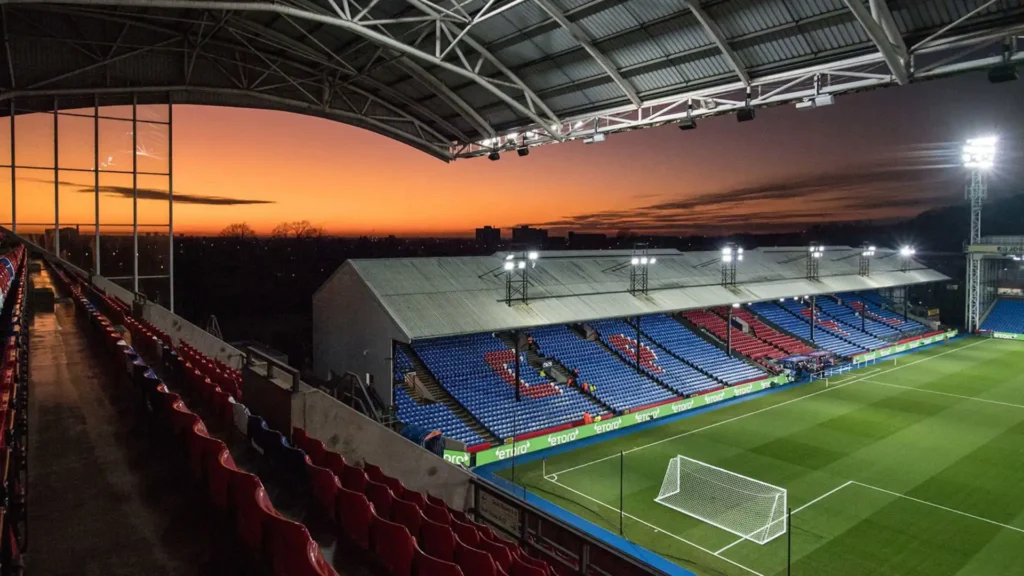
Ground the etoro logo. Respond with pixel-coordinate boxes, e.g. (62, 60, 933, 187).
(671, 400, 695, 413)
(703, 391, 726, 405)
(495, 441, 531, 460)
(634, 408, 660, 423)
(547, 430, 580, 447)
(733, 384, 754, 397)
(594, 420, 622, 434)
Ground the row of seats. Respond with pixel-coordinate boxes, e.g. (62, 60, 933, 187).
(782, 300, 887, 351)
(683, 309, 785, 363)
(393, 347, 485, 446)
(722, 307, 816, 356)
(529, 325, 677, 412)
(749, 302, 865, 357)
(0, 246, 27, 570)
(638, 315, 766, 385)
(588, 319, 720, 397)
(292, 426, 558, 576)
(413, 334, 602, 440)
(981, 299, 1024, 334)
(815, 298, 901, 340)
(835, 292, 927, 333)
(51, 265, 337, 576)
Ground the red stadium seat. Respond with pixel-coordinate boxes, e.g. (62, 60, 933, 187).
(478, 538, 513, 573)
(309, 463, 341, 523)
(414, 546, 464, 576)
(380, 474, 406, 499)
(306, 438, 328, 468)
(365, 480, 394, 520)
(292, 427, 311, 452)
(185, 421, 226, 482)
(364, 462, 385, 483)
(517, 553, 550, 575)
(207, 447, 237, 511)
(397, 488, 424, 509)
(265, 512, 337, 576)
(511, 557, 547, 576)
(390, 498, 423, 538)
(322, 451, 347, 479)
(455, 538, 498, 576)
(337, 487, 373, 550)
(426, 494, 447, 508)
(342, 465, 368, 493)
(451, 519, 480, 548)
(371, 514, 415, 576)
(234, 479, 275, 555)
(424, 502, 451, 526)
(420, 517, 455, 562)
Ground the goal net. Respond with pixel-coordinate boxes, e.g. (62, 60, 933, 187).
(655, 455, 787, 544)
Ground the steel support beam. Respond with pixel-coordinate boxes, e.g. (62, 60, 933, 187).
(869, 0, 907, 57)
(844, 0, 908, 84)
(8, 98, 13, 234)
(52, 96, 58, 257)
(168, 97, 174, 312)
(532, 0, 641, 107)
(685, 1, 749, 85)
(132, 92, 138, 294)
(93, 94, 99, 275)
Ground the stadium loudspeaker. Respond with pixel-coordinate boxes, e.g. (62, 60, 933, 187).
(517, 147, 530, 157)
(678, 118, 697, 131)
(737, 108, 756, 122)
(988, 64, 1019, 83)
(488, 151, 501, 161)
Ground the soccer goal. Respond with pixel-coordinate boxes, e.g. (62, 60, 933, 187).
(655, 455, 787, 544)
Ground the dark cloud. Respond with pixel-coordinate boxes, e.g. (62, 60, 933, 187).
(528, 158, 961, 234)
(19, 177, 274, 206)
(81, 185, 275, 206)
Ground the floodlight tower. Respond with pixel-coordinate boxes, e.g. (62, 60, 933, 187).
(629, 245, 655, 296)
(899, 246, 916, 320)
(503, 251, 538, 306)
(807, 243, 824, 280)
(859, 244, 876, 277)
(963, 136, 996, 332)
(721, 245, 742, 287)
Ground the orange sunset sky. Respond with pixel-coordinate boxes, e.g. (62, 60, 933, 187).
(0, 71, 1021, 237)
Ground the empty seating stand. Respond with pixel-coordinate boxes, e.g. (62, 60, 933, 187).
(682, 309, 789, 366)
(393, 347, 482, 445)
(529, 325, 677, 411)
(414, 334, 603, 440)
(981, 299, 1024, 334)
(589, 318, 720, 396)
(836, 291, 928, 334)
(639, 315, 767, 385)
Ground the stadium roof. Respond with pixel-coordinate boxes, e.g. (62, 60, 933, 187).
(328, 246, 948, 340)
(4, 0, 1023, 161)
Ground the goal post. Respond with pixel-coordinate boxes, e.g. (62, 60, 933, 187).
(655, 455, 787, 544)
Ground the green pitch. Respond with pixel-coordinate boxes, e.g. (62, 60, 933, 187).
(499, 337, 1024, 576)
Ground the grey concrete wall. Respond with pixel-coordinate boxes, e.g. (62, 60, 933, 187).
(293, 386, 472, 511)
(313, 264, 407, 405)
(242, 364, 294, 436)
(141, 301, 245, 369)
(92, 274, 135, 306)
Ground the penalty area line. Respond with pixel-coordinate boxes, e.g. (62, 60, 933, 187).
(714, 481, 855, 555)
(548, 338, 991, 478)
(544, 476, 765, 576)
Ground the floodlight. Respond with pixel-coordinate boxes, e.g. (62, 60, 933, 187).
(505, 254, 514, 260)
(738, 254, 744, 261)
(869, 245, 876, 251)
(517, 147, 530, 157)
(722, 247, 732, 256)
(649, 258, 657, 264)
(737, 108, 756, 122)
(503, 262, 514, 271)
(779, 298, 786, 302)
(488, 151, 500, 161)
(737, 248, 744, 254)
(722, 253, 733, 263)
(678, 117, 697, 131)
(528, 252, 539, 260)
(640, 257, 649, 265)
(988, 64, 1019, 84)
(631, 257, 640, 265)
(900, 246, 916, 257)
(808, 246, 815, 252)
(963, 137, 997, 169)
(517, 261, 526, 269)
(732, 303, 740, 308)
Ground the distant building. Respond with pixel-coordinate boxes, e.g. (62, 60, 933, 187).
(567, 231, 608, 249)
(511, 225, 548, 247)
(475, 226, 501, 247)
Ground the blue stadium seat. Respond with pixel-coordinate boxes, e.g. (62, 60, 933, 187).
(981, 299, 1024, 334)
(632, 316, 768, 385)
(392, 347, 482, 445)
(834, 291, 927, 334)
(749, 301, 866, 357)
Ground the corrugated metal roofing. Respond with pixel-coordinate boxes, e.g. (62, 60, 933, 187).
(7, 0, 1024, 161)
(323, 247, 949, 340)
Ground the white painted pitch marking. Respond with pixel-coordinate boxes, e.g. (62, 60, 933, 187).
(543, 476, 766, 576)
(550, 339, 991, 477)
(851, 481, 1024, 535)
(863, 379, 1024, 410)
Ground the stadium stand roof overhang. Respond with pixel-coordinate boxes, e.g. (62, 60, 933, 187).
(2, 0, 1023, 161)
(326, 247, 949, 340)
